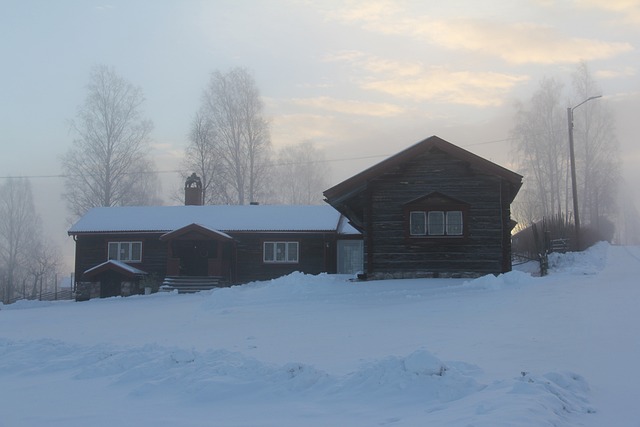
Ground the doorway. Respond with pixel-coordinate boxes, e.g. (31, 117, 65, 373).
(337, 240, 363, 274)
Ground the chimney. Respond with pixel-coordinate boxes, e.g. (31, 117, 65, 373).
(185, 173, 203, 206)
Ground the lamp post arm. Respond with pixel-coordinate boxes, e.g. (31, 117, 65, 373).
(571, 95, 602, 113)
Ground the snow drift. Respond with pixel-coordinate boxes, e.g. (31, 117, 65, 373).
(1, 242, 639, 427)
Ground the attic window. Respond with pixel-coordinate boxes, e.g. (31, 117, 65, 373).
(410, 210, 463, 236)
(404, 192, 468, 239)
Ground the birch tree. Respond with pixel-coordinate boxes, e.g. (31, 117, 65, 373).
(183, 111, 228, 204)
(0, 178, 39, 304)
(61, 65, 159, 217)
(272, 141, 331, 205)
(197, 68, 271, 205)
(571, 62, 619, 229)
(511, 77, 568, 220)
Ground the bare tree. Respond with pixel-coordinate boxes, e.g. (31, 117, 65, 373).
(511, 77, 568, 222)
(198, 68, 271, 205)
(0, 178, 40, 304)
(510, 64, 622, 246)
(271, 141, 331, 204)
(61, 65, 159, 217)
(26, 239, 61, 300)
(183, 111, 228, 204)
(571, 62, 620, 229)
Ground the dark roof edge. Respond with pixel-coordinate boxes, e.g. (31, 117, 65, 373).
(324, 135, 523, 201)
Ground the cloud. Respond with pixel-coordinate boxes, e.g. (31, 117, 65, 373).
(269, 113, 355, 149)
(576, 0, 640, 25)
(324, 51, 528, 106)
(323, 1, 405, 31)
(596, 66, 637, 79)
(291, 96, 406, 117)
(323, 1, 633, 64)
(362, 69, 529, 106)
(415, 20, 632, 65)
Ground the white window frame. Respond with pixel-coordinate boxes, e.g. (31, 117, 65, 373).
(408, 210, 464, 237)
(427, 211, 445, 236)
(108, 241, 142, 263)
(263, 241, 299, 264)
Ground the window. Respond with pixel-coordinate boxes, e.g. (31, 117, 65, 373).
(409, 211, 427, 235)
(446, 211, 463, 235)
(428, 211, 445, 235)
(108, 242, 142, 262)
(263, 241, 299, 263)
(409, 210, 463, 237)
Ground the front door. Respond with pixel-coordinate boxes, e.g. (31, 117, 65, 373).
(337, 240, 364, 274)
(174, 240, 216, 276)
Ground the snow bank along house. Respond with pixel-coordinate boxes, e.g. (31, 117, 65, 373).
(68, 135, 522, 299)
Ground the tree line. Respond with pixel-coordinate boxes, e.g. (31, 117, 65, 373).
(510, 62, 637, 246)
(0, 178, 61, 304)
(60, 65, 330, 214)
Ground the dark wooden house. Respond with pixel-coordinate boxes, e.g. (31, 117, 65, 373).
(323, 135, 523, 279)
(68, 182, 361, 300)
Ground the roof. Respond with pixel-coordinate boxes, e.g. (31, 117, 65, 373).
(83, 260, 148, 279)
(324, 135, 523, 204)
(68, 204, 360, 235)
(159, 223, 234, 241)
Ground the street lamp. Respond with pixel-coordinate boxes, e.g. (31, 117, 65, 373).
(567, 95, 602, 251)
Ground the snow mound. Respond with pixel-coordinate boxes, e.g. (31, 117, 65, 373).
(548, 241, 609, 275)
(0, 299, 60, 310)
(0, 338, 595, 426)
(463, 269, 534, 290)
(201, 272, 351, 309)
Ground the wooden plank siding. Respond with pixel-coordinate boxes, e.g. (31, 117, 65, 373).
(325, 140, 522, 280)
(74, 233, 168, 282)
(74, 231, 341, 287)
(365, 148, 509, 277)
(232, 232, 337, 283)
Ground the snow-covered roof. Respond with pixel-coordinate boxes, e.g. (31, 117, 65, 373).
(68, 205, 360, 235)
(83, 259, 148, 277)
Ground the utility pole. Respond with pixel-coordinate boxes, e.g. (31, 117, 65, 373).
(567, 95, 602, 251)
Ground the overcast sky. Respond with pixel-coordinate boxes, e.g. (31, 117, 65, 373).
(1, 0, 639, 269)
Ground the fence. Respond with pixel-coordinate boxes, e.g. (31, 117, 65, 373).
(2, 288, 74, 305)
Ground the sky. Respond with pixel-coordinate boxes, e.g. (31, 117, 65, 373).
(1, 0, 639, 270)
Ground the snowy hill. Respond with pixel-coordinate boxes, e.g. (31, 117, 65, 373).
(2, 243, 639, 426)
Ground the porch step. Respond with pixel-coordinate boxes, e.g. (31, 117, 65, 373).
(160, 276, 224, 293)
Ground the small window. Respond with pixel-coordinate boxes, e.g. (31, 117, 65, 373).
(409, 211, 426, 235)
(446, 211, 463, 235)
(287, 242, 299, 263)
(428, 211, 445, 235)
(108, 241, 142, 262)
(407, 210, 464, 238)
(264, 241, 299, 263)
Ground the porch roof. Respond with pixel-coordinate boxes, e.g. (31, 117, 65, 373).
(83, 260, 148, 280)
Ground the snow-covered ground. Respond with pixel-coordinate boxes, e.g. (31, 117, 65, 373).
(2, 242, 639, 427)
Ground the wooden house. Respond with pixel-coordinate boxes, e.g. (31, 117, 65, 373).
(68, 178, 361, 300)
(323, 135, 523, 279)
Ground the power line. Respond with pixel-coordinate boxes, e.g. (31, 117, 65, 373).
(0, 135, 525, 181)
